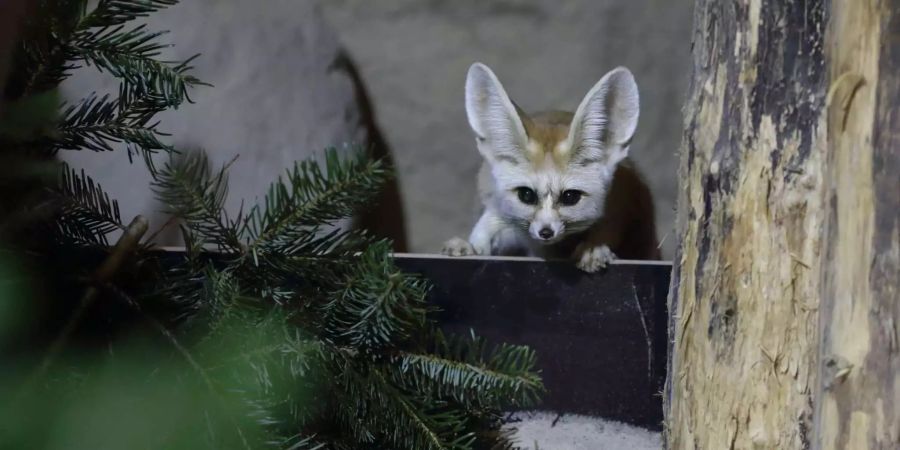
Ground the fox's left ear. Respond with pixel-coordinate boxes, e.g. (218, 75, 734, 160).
(566, 67, 639, 167)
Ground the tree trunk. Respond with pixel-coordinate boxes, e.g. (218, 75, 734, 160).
(665, 0, 899, 448)
(815, 0, 900, 448)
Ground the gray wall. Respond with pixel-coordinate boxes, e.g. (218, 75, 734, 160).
(62, 0, 692, 258)
(62, 1, 372, 242)
(319, 0, 692, 257)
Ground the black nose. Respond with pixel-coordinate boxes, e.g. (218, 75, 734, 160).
(539, 228, 554, 239)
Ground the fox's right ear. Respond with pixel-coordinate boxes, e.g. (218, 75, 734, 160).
(566, 67, 639, 168)
(465, 63, 529, 164)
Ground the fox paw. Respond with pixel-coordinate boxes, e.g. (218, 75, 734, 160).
(573, 243, 617, 273)
(441, 237, 478, 256)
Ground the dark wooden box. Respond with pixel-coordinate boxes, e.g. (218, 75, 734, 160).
(149, 249, 670, 431)
(394, 254, 671, 431)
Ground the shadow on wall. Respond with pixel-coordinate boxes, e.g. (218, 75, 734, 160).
(331, 51, 408, 252)
(156, 49, 410, 251)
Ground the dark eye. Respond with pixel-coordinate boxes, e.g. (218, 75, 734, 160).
(516, 187, 538, 205)
(559, 190, 583, 206)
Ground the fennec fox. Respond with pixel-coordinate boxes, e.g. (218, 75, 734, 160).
(442, 62, 660, 272)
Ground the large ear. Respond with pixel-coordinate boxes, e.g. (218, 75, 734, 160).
(465, 62, 529, 164)
(566, 67, 639, 166)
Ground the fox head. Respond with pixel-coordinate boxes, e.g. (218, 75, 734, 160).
(465, 62, 640, 245)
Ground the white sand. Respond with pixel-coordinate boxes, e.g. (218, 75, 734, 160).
(505, 411, 662, 450)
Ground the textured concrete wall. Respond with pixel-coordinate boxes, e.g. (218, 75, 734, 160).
(62, 0, 692, 257)
(320, 0, 692, 257)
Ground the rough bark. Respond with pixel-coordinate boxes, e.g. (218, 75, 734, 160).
(814, 0, 900, 448)
(666, 0, 899, 448)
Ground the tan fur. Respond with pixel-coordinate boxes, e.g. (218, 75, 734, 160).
(588, 158, 662, 260)
(520, 110, 573, 167)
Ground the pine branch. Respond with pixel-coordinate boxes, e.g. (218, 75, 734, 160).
(380, 388, 471, 450)
(15, 33, 76, 96)
(70, 25, 206, 106)
(223, 229, 379, 310)
(53, 164, 124, 245)
(147, 226, 207, 323)
(277, 435, 326, 450)
(245, 148, 388, 256)
(78, 0, 180, 29)
(116, 82, 176, 127)
(343, 368, 476, 450)
(241, 336, 328, 440)
(322, 242, 430, 353)
(75, 24, 171, 60)
(55, 92, 173, 154)
(12, 0, 205, 106)
(392, 341, 543, 409)
(11, 1, 183, 98)
(8, 1, 84, 97)
(9, 2, 205, 163)
(277, 227, 373, 258)
(152, 150, 245, 252)
(191, 274, 330, 445)
(194, 267, 244, 340)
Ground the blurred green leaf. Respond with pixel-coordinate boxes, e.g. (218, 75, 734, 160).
(0, 253, 32, 345)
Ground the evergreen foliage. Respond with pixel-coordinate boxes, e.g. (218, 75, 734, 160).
(0, 1, 543, 449)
